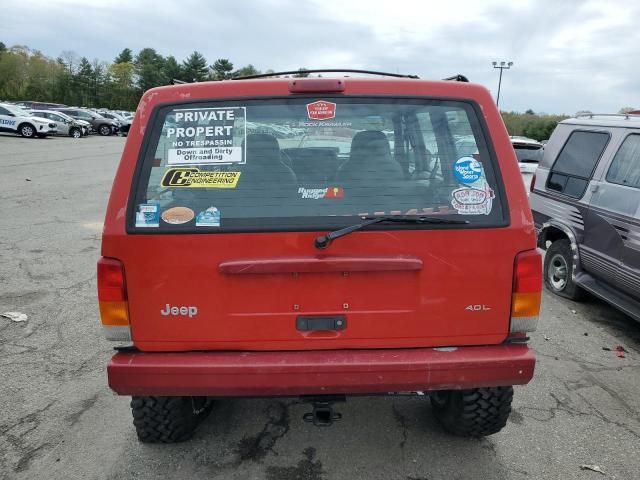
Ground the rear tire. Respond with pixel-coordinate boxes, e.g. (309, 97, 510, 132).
(544, 239, 586, 300)
(430, 386, 513, 437)
(130, 396, 213, 443)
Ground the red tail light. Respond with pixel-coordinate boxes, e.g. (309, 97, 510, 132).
(97, 257, 130, 340)
(511, 250, 542, 333)
(98, 258, 127, 302)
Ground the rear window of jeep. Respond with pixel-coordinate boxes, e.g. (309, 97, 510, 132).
(129, 97, 506, 231)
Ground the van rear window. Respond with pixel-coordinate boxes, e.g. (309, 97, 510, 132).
(129, 97, 506, 232)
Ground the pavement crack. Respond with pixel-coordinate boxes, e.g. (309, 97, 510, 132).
(0, 400, 58, 473)
(0, 401, 57, 437)
(392, 402, 409, 450)
(65, 393, 101, 426)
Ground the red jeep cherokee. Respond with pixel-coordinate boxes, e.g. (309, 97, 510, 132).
(98, 70, 540, 442)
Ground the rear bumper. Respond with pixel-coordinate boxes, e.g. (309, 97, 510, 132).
(108, 344, 535, 396)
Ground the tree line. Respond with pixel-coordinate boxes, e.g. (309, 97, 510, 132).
(500, 110, 568, 141)
(0, 42, 308, 111)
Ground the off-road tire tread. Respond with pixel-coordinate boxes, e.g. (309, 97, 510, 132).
(431, 386, 514, 437)
(544, 239, 586, 300)
(130, 396, 212, 443)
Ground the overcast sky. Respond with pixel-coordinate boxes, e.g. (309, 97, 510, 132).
(3, 0, 638, 114)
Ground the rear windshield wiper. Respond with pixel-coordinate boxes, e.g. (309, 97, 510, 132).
(314, 215, 469, 249)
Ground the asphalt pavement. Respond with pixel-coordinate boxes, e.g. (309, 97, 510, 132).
(0, 133, 639, 480)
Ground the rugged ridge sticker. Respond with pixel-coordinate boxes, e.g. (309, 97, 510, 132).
(298, 186, 345, 199)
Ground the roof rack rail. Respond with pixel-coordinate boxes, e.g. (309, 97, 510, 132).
(575, 113, 640, 120)
(443, 74, 469, 82)
(170, 78, 187, 85)
(232, 69, 419, 80)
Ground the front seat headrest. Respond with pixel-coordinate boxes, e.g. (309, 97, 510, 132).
(350, 130, 392, 162)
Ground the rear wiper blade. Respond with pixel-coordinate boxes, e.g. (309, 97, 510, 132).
(314, 215, 469, 249)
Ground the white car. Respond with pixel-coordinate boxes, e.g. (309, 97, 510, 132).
(29, 109, 89, 138)
(0, 103, 57, 138)
(510, 136, 544, 189)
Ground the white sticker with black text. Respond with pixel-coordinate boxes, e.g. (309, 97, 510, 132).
(166, 107, 246, 165)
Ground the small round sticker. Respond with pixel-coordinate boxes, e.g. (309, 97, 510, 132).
(453, 157, 483, 184)
(161, 207, 195, 224)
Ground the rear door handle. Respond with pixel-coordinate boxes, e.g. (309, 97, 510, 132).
(296, 315, 346, 331)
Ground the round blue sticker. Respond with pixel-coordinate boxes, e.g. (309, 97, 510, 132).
(453, 157, 483, 184)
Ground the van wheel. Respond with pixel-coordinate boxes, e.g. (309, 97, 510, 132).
(430, 386, 513, 437)
(130, 396, 213, 443)
(19, 123, 36, 138)
(98, 124, 112, 136)
(544, 239, 585, 300)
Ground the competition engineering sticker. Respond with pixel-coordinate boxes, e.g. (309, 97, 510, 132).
(161, 168, 241, 188)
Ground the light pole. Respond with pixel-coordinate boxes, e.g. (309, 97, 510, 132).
(492, 61, 513, 108)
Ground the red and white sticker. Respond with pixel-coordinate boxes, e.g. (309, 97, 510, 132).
(298, 186, 344, 199)
(307, 101, 336, 120)
(451, 182, 495, 215)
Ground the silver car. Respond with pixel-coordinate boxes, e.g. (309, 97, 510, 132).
(511, 136, 544, 190)
(29, 110, 89, 138)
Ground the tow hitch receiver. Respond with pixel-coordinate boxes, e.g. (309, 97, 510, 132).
(302, 395, 345, 427)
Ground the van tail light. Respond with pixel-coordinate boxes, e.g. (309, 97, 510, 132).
(97, 257, 131, 341)
(530, 173, 536, 192)
(510, 250, 542, 334)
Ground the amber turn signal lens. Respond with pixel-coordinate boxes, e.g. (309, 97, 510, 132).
(99, 300, 130, 326)
(511, 292, 541, 318)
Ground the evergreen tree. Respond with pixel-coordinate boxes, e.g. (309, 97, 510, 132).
(211, 58, 233, 80)
(76, 57, 94, 105)
(164, 55, 183, 82)
(114, 48, 133, 64)
(135, 48, 167, 91)
(182, 51, 208, 82)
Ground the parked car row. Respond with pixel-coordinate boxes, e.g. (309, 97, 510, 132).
(0, 103, 59, 138)
(0, 100, 134, 139)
